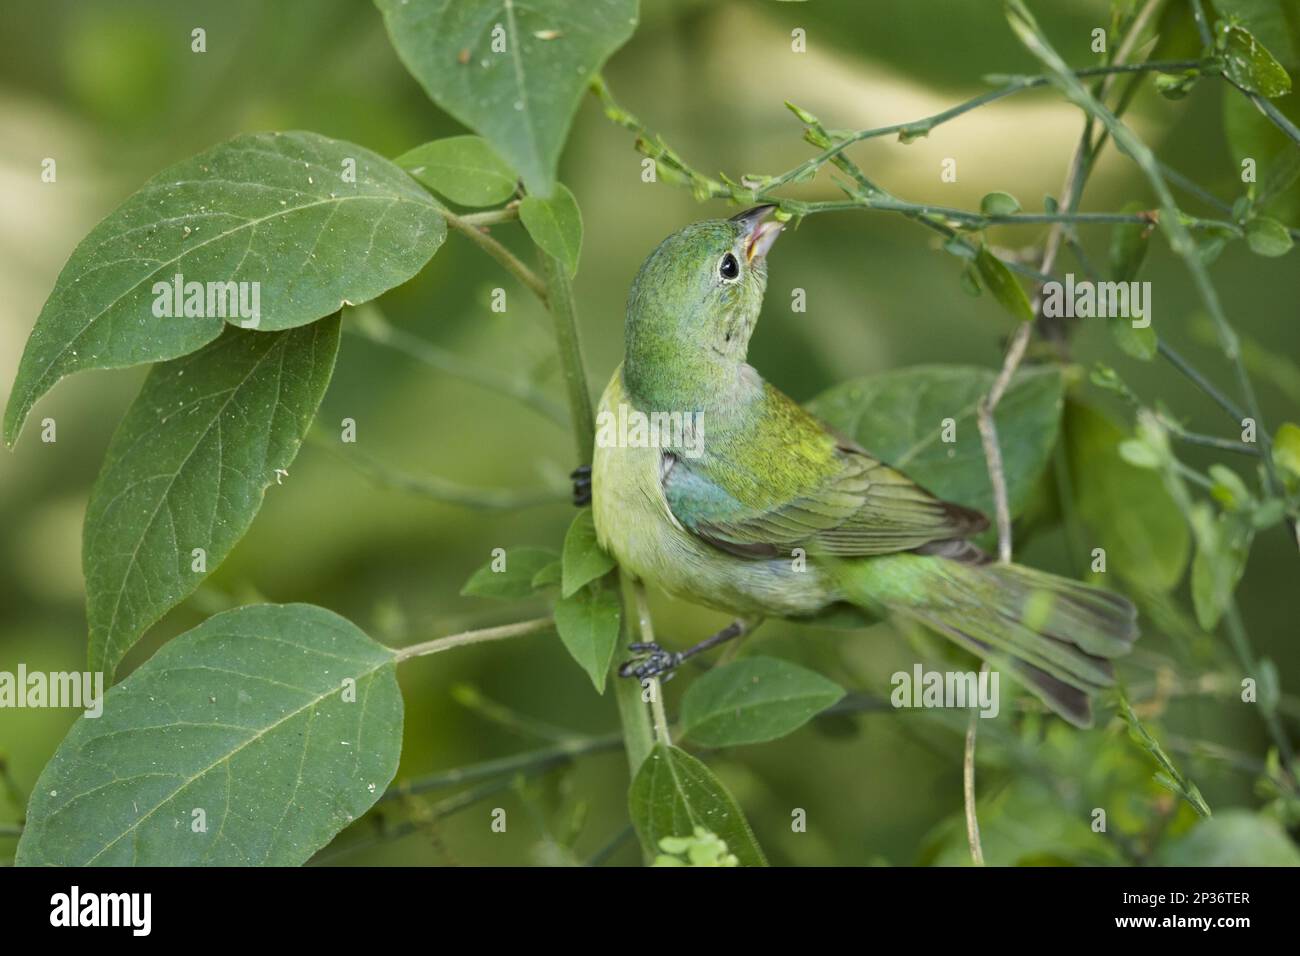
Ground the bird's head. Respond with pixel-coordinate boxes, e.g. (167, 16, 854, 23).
(624, 206, 782, 406)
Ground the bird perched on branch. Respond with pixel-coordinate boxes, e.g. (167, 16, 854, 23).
(587, 205, 1137, 727)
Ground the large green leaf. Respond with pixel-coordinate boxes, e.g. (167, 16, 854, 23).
(806, 364, 1063, 521)
(16, 604, 402, 866)
(84, 320, 340, 678)
(680, 657, 845, 747)
(4, 131, 444, 446)
(553, 579, 621, 693)
(374, 0, 640, 196)
(1064, 401, 1190, 591)
(628, 744, 766, 866)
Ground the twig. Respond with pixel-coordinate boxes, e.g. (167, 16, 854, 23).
(633, 582, 672, 746)
(439, 205, 548, 303)
(540, 253, 657, 778)
(347, 304, 569, 427)
(1156, 340, 1248, 423)
(963, 662, 989, 866)
(307, 429, 567, 510)
(380, 732, 622, 803)
(394, 616, 553, 663)
(1223, 601, 1296, 770)
(1006, 0, 1286, 526)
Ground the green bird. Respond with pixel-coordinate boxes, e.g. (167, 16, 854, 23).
(589, 205, 1137, 728)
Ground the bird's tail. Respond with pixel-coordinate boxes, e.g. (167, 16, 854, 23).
(838, 553, 1138, 727)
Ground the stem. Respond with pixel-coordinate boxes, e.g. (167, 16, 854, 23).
(963, 663, 988, 866)
(540, 252, 657, 778)
(348, 304, 568, 427)
(442, 208, 548, 303)
(394, 616, 553, 663)
(541, 257, 597, 459)
(763, 60, 1203, 192)
(1006, 0, 1283, 507)
(307, 428, 567, 510)
(633, 582, 672, 745)
(978, 324, 1032, 564)
(1223, 601, 1296, 770)
(1157, 340, 1248, 423)
(380, 733, 623, 802)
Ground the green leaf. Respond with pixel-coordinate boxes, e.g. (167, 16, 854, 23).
(16, 604, 402, 866)
(520, 183, 583, 276)
(680, 657, 845, 747)
(1189, 503, 1253, 630)
(975, 247, 1035, 322)
(1219, 21, 1293, 97)
(561, 508, 615, 597)
(1245, 216, 1295, 255)
(1064, 402, 1191, 591)
(4, 131, 444, 447)
(1273, 421, 1300, 477)
(979, 191, 1021, 216)
(374, 0, 639, 196)
(85, 320, 340, 678)
(553, 580, 621, 693)
(808, 364, 1063, 522)
(628, 744, 767, 866)
(395, 135, 518, 207)
(461, 547, 558, 599)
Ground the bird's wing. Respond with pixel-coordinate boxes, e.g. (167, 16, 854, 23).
(662, 386, 987, 559)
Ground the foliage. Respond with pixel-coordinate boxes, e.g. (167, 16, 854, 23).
(3, 0, 1299, 868)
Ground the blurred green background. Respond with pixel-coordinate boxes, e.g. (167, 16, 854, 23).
(2, 0, 1298, 866)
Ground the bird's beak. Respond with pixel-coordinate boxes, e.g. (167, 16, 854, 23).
(730, 204, 783, 263)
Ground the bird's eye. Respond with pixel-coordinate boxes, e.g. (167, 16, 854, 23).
(718, 252, 740, 282)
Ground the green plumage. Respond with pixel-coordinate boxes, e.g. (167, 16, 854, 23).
(592, 207, 1137, 727)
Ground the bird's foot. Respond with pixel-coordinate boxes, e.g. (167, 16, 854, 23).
(618, 642, 683, 682)
(571, 465, 592, 507)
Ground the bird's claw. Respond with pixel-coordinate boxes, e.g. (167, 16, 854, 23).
(571, 465, 592, 507)
(619, 642, 683, 682)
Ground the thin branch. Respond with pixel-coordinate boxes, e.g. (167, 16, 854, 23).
(1156, 340, 1248, 422)
(307, 429, 567, 510)
(348, 304, 569, 427)
(1223, 601, 1296, 770)
(963, 662, 989, 866)
(633, 582, 672, 745)
(380, 733, 622, 803)
(394, 616, 553, 663)
(1006, 0, 1284, 512)
(440, 206, 548, 303)
(540, 253, 657, 778)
